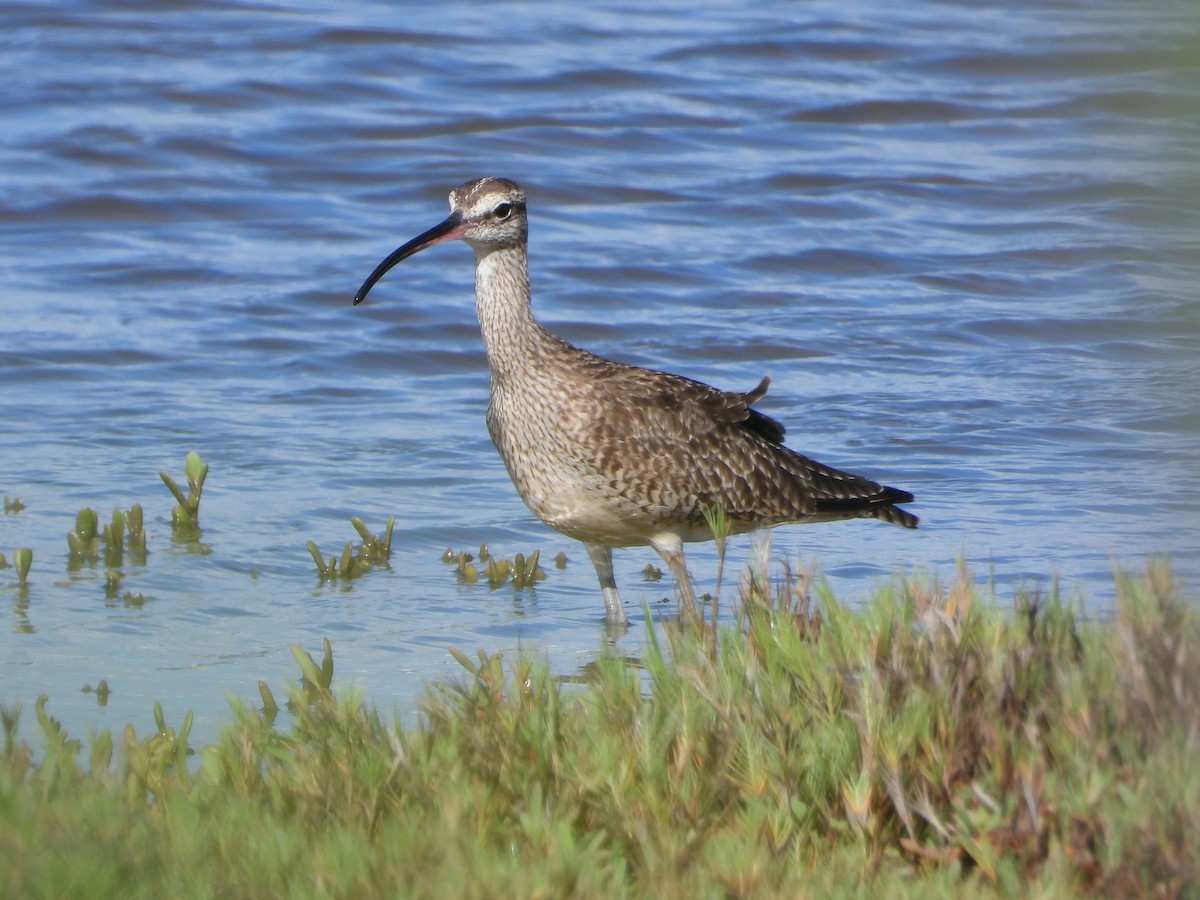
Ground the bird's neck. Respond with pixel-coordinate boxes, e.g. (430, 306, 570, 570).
(472, 244, 557, 380)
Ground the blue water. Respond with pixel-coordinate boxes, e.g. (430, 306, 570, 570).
(1, 0, 1197, 750)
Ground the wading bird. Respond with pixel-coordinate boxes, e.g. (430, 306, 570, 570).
(354, 177, 916, 625)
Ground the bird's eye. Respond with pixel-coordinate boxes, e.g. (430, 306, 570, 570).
(493, 202, 513, 220)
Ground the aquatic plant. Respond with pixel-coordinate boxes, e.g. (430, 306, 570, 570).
(510, 550, 544, 589)
(124, 503, 146, 560)
(3, 496, 23, 514)
(160, 451, 208, 532)
(443, 548, 480, 584)
(66, 507, 99, 563)
(100, 508, 127, 568)
(444, 544, 546, 590)
(307, 516, 395, 581)
(12, 548, 32, 587)
(66, 502, 145, 574)
(81, 680, 111, 707)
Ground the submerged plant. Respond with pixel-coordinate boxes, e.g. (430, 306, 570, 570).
(67, 507, 100, 564)
(445, 544, 546, 591)
(124, 503, 147, 561)
(482, 556, 510, 589)
(81, 680, 111, 707)
(510, 550, 544, 589)
(307, 515, 395, 581)
(444, 548, 480, 585)
(13, 547, 32, 586)
(68, 503, 146, 574)
(160, 451, 208, 532)
(307, 540, 357, 580)
(101, 508, 125, 567)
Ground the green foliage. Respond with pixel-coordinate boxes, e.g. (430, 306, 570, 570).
(0, 560, 1197, 897)
(700, 501, 733, 630)
(642, 562, 663, 581)
(3, 496, 23, 514)
(160, 450, 208, 533)
(81, 680, 112, 707)
(307, 515, 395, 581)
(97, 504, 147, 568)
(67, 506, 100, 563)
(443, 543, 546, 591)
(13, 548, 32, 586)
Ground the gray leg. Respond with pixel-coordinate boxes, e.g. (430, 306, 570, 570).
(648, 532, 698, 614)
(584, 542, 628, 625)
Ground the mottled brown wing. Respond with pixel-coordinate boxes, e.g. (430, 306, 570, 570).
(574, 363, 804, 519)
(575, 358, 917, 528)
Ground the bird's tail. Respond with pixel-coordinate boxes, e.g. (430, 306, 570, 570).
(815, 485, 919, 529)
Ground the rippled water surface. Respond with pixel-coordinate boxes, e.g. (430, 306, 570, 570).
(2, 0, 1197, 747)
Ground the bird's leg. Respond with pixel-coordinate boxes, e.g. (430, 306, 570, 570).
(649, 533, 699, 618)
(584, 542, 628, 625)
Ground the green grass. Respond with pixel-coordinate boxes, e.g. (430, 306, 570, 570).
(2, 559, 1197, 897)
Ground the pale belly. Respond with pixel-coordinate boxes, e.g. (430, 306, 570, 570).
(485, 391, 704, 547)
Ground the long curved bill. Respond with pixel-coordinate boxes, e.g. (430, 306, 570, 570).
(353, 209, 468, 305)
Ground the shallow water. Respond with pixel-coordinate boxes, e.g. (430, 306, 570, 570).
(1, 0, 1197, 749)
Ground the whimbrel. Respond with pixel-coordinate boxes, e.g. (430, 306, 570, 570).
(354, 177, 917, 625)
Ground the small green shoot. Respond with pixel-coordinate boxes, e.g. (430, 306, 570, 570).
(483, 557, 511, 589)
(35, 694, 81, 759)
(445, 545, 545, 591)
(160, 451, 208, 532)
(102, 508, 125, 567)
(67, 507, 99, 563)
(444, 548, 479, 584)
(81, 680, 111, 706)
(258, 680, 280, 726)
(510, 550, 544, 589)
(14, 548, 32, 586)
(307, 515, 395, 581)
(292, 639, 334, 704)
(351, 516, 394, 565)
(125, 503, 147, 561)
(120, 700, 194, 792)
(3, 496, 24, 514)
